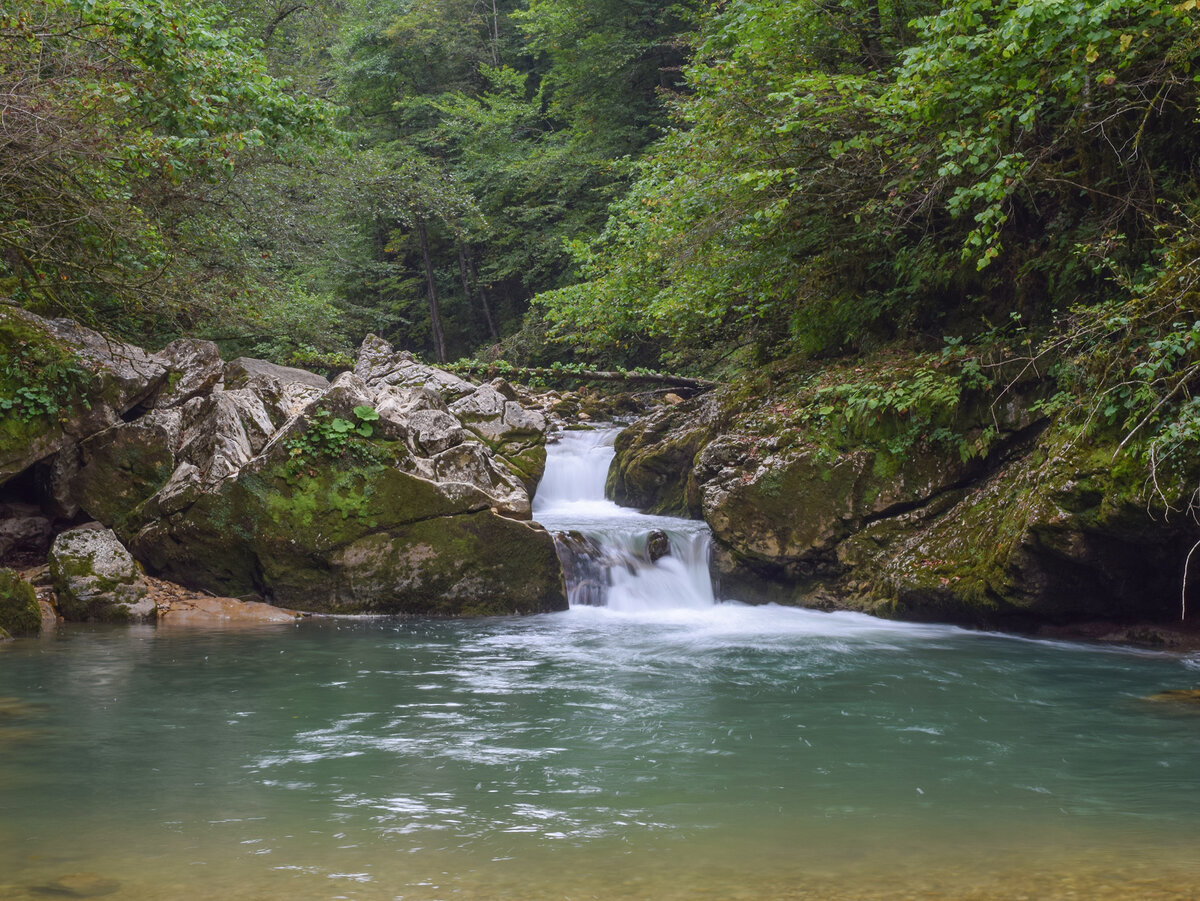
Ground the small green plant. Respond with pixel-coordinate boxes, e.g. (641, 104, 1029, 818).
(285, 405, 384, 469)
(0, 336, 95, 422)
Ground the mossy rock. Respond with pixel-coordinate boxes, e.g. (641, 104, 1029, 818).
(0, 568, 41, 636)
(132, 449, 567, 615)
(608, 398, 716, 516)
(74, 418, 177, 540)
(873, 424, 1197, 626)
(0, 307, 166, 486)
(49, 527, 154, 623)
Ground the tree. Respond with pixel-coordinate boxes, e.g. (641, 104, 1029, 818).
(0, 0, 333, 338)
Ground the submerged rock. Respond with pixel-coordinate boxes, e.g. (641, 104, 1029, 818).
(29, 872, 121, 897)
(48, 526, 154, 622)
(646, 530, 671, 563)
(1144, 689, 1200, 705)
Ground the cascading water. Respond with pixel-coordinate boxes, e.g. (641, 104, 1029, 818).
(532, 427, 714, 610)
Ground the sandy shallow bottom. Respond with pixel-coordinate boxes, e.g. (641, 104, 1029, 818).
(4, 823, 1199, 900)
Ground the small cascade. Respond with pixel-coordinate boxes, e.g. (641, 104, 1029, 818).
(533, 428, 715, 610)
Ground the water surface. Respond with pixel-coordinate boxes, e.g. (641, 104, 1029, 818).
(2, 612, 1199, 900)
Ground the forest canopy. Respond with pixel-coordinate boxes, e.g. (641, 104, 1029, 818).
(2, 0, 1200, 395)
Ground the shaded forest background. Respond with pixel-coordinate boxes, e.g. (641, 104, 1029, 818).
(5, 0, 1200, 475)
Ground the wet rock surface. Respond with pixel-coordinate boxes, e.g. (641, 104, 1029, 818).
(610, 375, 1200, 631)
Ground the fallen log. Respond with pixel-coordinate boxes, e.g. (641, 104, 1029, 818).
(447, 362, 717, 391)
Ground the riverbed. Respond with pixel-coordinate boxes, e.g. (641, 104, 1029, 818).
(2, 610, 1199, 900)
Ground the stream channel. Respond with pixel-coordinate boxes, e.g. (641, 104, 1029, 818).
(1, 427, 1199, 899)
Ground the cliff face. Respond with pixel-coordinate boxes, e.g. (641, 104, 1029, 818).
(609, 357, 1200, 632)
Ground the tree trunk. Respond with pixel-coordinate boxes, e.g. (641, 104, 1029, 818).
(460, 245, 498, 341)
(416, 216, 447, 363)
(490, 0, 500, 65)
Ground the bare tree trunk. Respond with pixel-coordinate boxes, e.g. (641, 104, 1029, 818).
(459, 244, 498, 341)
(490, 0, 500, 65)
(416, 216, 447, 363)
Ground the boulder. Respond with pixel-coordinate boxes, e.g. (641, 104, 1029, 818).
(449, 383, 549, 492)
(0, 307, 166, 485)
(71, 411, 179, 537)
(607, 394, 719, 516)
(868, 430, 1198, 626)
(0, 311, 563, 619)
(354, 334, 476, 400)
(0, 568, 41, 636)
(223, 356, 328, 424)
(150, 338, 223, 408)
(130, 447, 565, 614)
(49, 526, 154, 622)
(0, 502, 53, 559)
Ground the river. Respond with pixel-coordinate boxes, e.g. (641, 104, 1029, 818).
(1, 429, 1198, 899)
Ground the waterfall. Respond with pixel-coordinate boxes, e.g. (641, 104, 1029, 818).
(532, 428, 715, 610)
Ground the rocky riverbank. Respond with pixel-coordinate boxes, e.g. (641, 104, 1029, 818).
(0, 306, 570, 634)
(607, 352, 1200, 643)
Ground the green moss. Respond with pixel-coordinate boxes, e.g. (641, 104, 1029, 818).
(0, 569, 40, 636)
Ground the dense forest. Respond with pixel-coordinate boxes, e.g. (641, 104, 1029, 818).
(4, 0, 1200, 482)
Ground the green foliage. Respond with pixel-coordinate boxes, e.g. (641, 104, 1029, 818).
(535, 0, 1200, 367)
(746, 346, 999, 465)
(0, 322, 95, 423)
(0, 0, 336, 336)
(284, 406, 385, 471)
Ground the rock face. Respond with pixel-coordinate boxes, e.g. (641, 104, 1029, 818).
(0, 306, 167, 485)
(48, 526, 154, 622)
(0, 568, 41, 636)
(0, 308, 564, 617)
(611, 380, 1198, 630)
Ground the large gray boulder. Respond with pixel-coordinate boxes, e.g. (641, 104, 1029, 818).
(49, 526, 154, 622)
(354, 334, 476, 400)
(0, 307, 167, 485)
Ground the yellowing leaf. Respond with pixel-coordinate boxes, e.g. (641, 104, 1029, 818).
(1119, 33, 1133, 51)
(1085, 45, 1099, 63)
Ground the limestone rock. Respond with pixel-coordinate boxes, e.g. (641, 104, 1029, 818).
(0, 307, 166, 485)
(354, 334, 476, 400)
(430, 442, 530, 516)
(177, 391, 275, 486)
(0, 503, 53, 559)
(150, 338, 223, 408)
(0, 568, 41, 636)
(49, 526, 153, 622)
(72, 410, 179, 537)
(223, 356, 328, 424)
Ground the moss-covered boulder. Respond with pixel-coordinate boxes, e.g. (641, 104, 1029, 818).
(0, 568, 41, 636)
(609, 348, 1199, 629)
(129, 369, 565, 615)
(0, 306, 166, 486)
(867, 427, 1197, 627)
(607, 393, 720, 516)
(131, 447, 566, 614)
(71, 412, 179, 538)
(49, 526, 154, 622)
